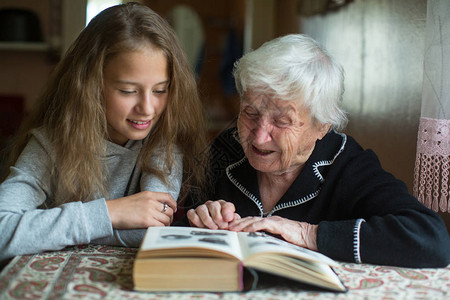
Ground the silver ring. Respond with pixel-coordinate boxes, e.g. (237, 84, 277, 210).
(162, 202, 169, 213)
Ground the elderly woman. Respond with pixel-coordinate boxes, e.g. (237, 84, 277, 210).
(187, 34, 450, 268)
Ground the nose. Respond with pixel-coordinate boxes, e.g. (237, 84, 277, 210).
(136, 92, 155, 116)
(252, 119, 272, 144)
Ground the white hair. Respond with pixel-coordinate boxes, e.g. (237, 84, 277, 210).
(233, 34, 348, 131)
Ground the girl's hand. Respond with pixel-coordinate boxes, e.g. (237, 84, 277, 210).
(229, 216, 318, 250)
(106, 191, 177, 229)
(187, 200, 241, 230)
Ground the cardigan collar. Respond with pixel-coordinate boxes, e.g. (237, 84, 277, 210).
(226, 129, 347, 216)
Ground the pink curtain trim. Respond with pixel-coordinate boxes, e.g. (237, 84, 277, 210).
(413, 117, 450, 212)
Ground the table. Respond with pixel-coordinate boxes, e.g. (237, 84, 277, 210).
(0, 244, 449, 299)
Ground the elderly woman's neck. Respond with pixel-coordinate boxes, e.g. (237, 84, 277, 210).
(257, 166, 303, 212)
(258, 167, 302, 185)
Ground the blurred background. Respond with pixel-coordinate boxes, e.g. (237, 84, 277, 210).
(1, 0, 446, 226)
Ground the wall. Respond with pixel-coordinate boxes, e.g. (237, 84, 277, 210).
(0, 0, 56, 112)
(144, 0, 245, 136)
(0, 0, 58, 169)
(299, 0, 450, 228)
(245, 0, 299, 51)
(299, 0, 425, 194)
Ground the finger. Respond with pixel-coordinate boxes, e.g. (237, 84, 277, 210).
(155, 193, 177, 212)
(165, 196, 177, 211)
(229, 217, 260, 231)
(241, 218, 282, 236)
(205, 201, 229, 229)
(155, 208, 173, 226)
(187, 208, 206, 228)
(161, 202, 175, 221)
(219, 201, 236, 223)
(144, 211, 168, 227)
(228, 213, 241, 227)
(197, 204, 220, 229)
(242, 220, 270, 232)
(159, 202, 174, 216)
(228, 216, 248, 227)
(146, 200, 173, 225)
(166, 206, 174, 224)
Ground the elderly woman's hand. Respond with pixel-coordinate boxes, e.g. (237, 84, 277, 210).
(187, 200, 241, 230)
(229, 216, 318, 251)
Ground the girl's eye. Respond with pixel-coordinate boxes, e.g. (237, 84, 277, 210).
(153, 89, 167, 94)
(119, 89, 136, 95)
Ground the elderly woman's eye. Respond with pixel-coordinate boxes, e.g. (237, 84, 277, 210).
(243, 108, 258, 119)
(274, 118, 291, 127)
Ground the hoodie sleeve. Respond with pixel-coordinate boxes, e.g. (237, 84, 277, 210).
(317, 149, 450, 268)
(140, 144, 183, 201)
(0, 133, 113, 264)
(94, 145, 184, 248)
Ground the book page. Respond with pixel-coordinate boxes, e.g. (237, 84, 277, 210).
(140, 227, 244, 260)
(237, 232, 338, 267)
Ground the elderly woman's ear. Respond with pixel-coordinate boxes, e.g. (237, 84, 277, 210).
(317, 123, 332, 140)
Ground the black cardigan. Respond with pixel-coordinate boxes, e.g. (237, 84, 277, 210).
(204, 128, 450, 268)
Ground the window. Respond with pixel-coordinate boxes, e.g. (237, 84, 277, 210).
(86, 0, 122, 25)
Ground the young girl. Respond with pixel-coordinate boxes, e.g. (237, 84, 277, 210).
(0, 2, 207, 264)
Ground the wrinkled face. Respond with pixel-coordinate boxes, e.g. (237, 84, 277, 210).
(103, 46, 169, 145)
(237, 91, 330, 175)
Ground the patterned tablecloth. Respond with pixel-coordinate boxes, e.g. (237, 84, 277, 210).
(0, 245, 449, 300)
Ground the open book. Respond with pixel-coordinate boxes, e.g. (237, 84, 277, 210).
(133, 226, 346, 292)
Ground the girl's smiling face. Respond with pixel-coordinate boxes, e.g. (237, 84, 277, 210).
(103, 45, 169, 145)
(237, 91, 330, 175)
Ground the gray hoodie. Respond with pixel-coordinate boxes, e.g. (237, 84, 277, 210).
(0, 128, 182, 263)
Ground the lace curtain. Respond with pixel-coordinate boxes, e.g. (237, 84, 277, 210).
(413, 0, 450, 213)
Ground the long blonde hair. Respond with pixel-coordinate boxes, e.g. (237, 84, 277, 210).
(4, 2, 208, 204)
